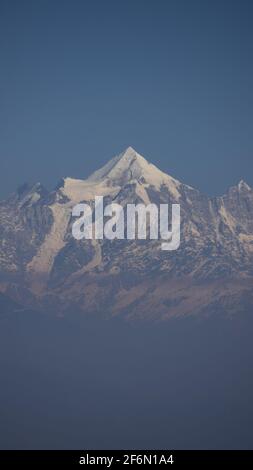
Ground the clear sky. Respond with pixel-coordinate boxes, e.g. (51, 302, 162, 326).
(1, 0, 252, 198)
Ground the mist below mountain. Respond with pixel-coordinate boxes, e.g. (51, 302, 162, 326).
(0, 306, 252, 449)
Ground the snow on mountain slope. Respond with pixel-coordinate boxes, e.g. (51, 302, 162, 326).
(27, 202, 71, 284)
(87, 146, 182, 199)
(60, 177, 119, 202)
(27, 146, 183, 283)
(58, 147, 184, 203)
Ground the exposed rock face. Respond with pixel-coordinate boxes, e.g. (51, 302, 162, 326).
(0, 147, 253, 319)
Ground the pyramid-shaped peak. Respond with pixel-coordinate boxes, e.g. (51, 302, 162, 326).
(87, 146, 149, 183)
(122, 146, 138, 155)
(86, 147, 182, 198)
(113, 146, 148, 165)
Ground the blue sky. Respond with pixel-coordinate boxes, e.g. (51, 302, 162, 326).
(1, 0, 252, 197)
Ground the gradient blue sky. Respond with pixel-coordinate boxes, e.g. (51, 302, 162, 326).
(0, 0, 252, 198)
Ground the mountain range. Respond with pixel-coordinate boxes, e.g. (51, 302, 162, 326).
(0, 146, 253, 320)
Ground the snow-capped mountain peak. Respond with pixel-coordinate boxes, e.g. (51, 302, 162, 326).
(87, 146, 182, 198)
(53, 147, 182, 202)
(87, 146, 143, 182)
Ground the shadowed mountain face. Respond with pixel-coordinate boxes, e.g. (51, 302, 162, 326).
(0, 147, 253, 319)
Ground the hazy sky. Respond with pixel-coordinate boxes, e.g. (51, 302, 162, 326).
(1, 0, 252, 198)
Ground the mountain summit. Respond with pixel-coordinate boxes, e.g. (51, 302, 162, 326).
(0, 147, 253, 319)
(58, 147, 182, 203)
(87, 146, 180, 193)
